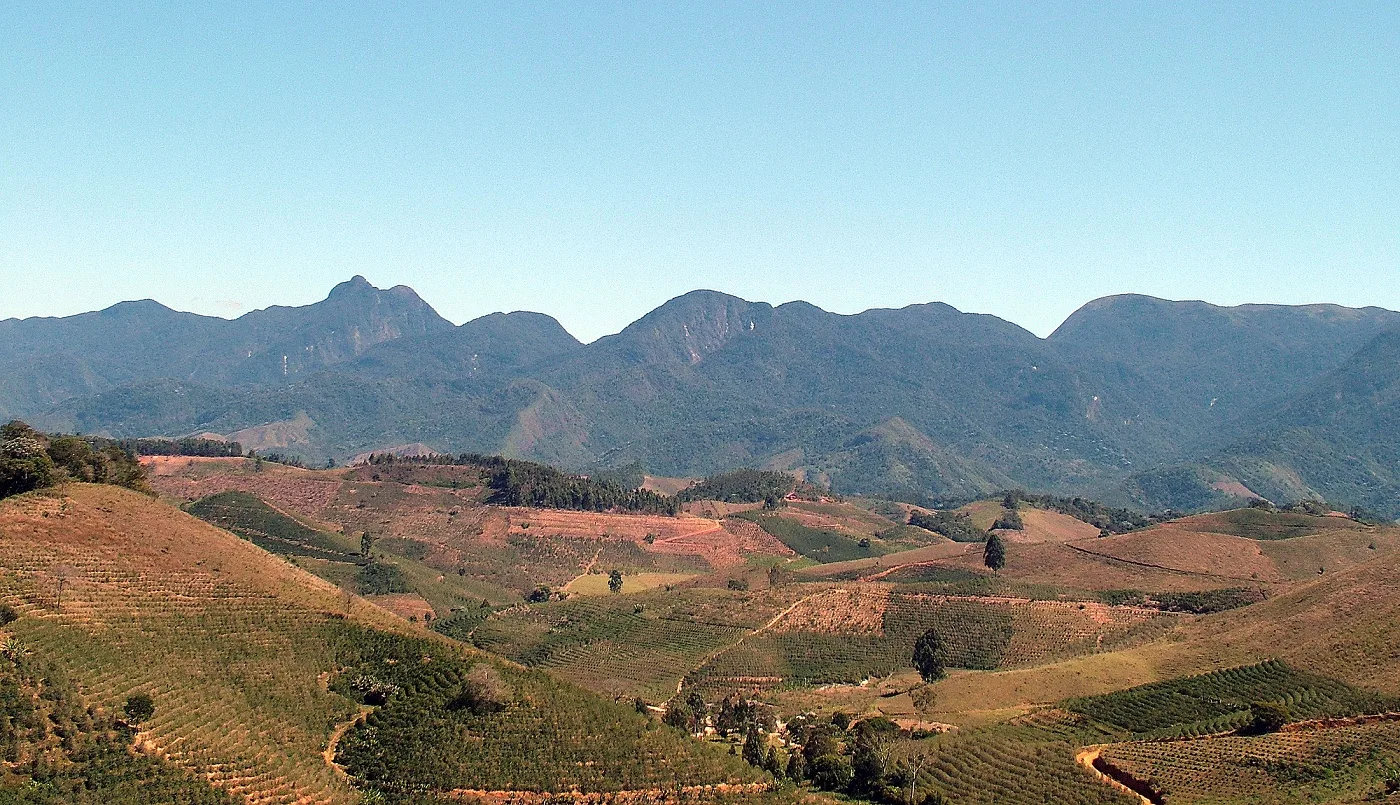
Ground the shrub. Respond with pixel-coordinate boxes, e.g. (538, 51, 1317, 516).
(810, 753, 855, 790)
(0, 603, 16, 627)
(449, 664, 514, 714)
(1245, 700, 1290, 734)
(124, 693, 156, 725)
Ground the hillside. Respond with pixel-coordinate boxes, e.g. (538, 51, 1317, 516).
(0, 484, 786, 804)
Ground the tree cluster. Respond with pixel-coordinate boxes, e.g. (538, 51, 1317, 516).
(114, 437, 244, 457)
(676, 469, 796, 504)
(906, 510, 989, 542)
(1, 421, 150, 501)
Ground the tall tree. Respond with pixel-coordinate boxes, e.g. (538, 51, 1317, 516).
(912, 629, 946, 682)
(983, 533, 1006, 571)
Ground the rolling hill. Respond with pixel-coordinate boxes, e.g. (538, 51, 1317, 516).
(0, 484, 789, 804)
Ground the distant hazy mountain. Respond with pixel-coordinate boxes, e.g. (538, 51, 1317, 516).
(8, 278, 1399, 516)
(1049, 294, 1400, 457)
(0, 276, 451, 419)
(1124, 329, 1400, 516)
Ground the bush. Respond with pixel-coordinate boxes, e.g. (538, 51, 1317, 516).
(124, 693, 156, 724)
(448, 664, 514, 714)
(809, 753, 855, 791)
(0, 603, 16, 627)
(1245, 700, 1290, 734)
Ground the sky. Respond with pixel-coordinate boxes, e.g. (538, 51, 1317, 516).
(1, 2, 1397, 341)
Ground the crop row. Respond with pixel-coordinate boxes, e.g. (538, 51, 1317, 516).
(1101, 718, 1400, 801)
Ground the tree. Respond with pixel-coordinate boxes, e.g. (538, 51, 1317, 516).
(764, 746, 783, 778)
(1246, 701, 1289, 734)
(983, 533, 1006, 570)
(124, 693, 155, 725)
(360, 531, 376, 557)
(608, 569, 624, 593)
(991, 509, 1024, 531)
(663, 697, 694, 733)
(1002, 491, 1019, 510)
(743, 727, 764, 767)
(897, 743, 940, 805)
(802, 726, 841, 767)
(0, 421, 56, 500)
(912, 629, 946, 682)
(785, 748, 806, 782)
(851, 717, 899, 796)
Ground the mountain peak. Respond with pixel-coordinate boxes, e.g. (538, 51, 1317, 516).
(326, 275, 377, 300)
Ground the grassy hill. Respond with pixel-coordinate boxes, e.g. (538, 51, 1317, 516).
(0, 484, 789, 804)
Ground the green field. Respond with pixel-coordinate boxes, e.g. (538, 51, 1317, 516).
(1067, 660, 1398, 739)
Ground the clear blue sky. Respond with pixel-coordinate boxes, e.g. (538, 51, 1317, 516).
(2, 2, 1396, 340)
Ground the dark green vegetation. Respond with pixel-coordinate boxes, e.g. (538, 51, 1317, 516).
(737, 511, 886, 562)
(0, 642, 233, 804)
(677, 469, 795, 503)
(115, 436, 244, 457)
(363, 452, 679, 514)
(1066, 660, 1398, 739)
(1097, 588, 1266, 614)
(329, 624, 763, 801)
(1190, 507, 1354, 540)
(907, 510, 988, 542)
(1003, 490, 1154, 533)
(14, 280, 1400, 516)
(186, 491, 352, 559)
(0, 421, 148, 501)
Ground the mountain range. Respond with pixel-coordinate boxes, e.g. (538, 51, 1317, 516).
(5, 276, 1398, 517)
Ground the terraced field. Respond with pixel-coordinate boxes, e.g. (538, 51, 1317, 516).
(472, 588, 801, 701)
(685, 588, 1178, 697)
(1099, 717, 1400, 803)
(910, 711, 1138, 805)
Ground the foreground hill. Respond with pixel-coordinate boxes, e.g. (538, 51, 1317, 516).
(0, 484, 783, 804)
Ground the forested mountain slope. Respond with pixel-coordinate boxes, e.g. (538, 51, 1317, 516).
(7, 280, 1399, 514)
